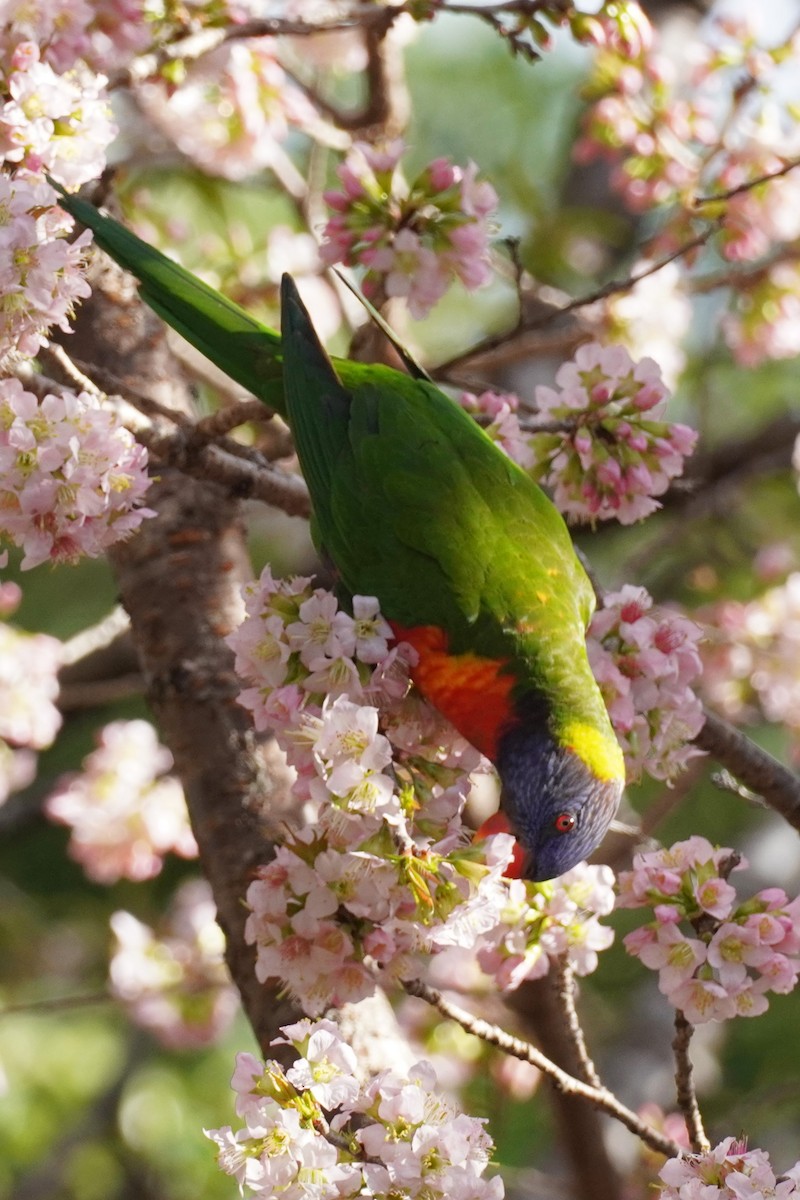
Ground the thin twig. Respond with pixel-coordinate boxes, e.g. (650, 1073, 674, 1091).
(672, 1011, 710, 1153)
(60, 606, 131, 667)
(41, 355, 305, 509)
(693, 156, 800, 206)
(1, 991, 111, 1017)
(403, 978, 683, 1159)
(436, 230, 712, 376)
(67, 356, 193, 427)
(553, 957, 603, 1090)
(526, 233, 713, 329)
(39, 342, 106, 398)
(58, 674, 146, 711)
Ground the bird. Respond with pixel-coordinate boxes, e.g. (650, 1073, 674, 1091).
(58, 191, 625, 880)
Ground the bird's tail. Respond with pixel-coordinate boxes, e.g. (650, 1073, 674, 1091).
(55, 189, 287, 415)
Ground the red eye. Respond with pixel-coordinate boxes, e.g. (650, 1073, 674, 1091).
(553, 812, 576, 834)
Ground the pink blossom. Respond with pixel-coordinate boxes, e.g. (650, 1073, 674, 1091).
(700, 574, 800, 734)
(137, 39, 314, 181)
(477, 864, 616, 990)
(587, 585, 705, 782)
(0, 173, 92, 363)
(0, 42, 116, 186)
(228, 566, 608, 1013)
(109, 879, 238, 1050)
(0, 378, 153, 568)
(321, 139, 497, 318)
(208, 1021, 503, 1200)
(0, 616, 61, 750)
(460, 390, 535, 469)
(658, 1138, 800, 1200)
(46, 720, 197, 883)
(578, 3, 800, 378)
(619, 838, 800, 1022)
(532, 343, 696, 525)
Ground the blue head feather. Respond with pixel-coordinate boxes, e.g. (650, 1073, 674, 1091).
(496, 710, 622, 882)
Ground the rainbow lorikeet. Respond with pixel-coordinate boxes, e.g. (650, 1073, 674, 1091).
(58, 193, 625, 880)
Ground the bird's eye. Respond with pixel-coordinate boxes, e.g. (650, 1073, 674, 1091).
(553, 812, 576, 834)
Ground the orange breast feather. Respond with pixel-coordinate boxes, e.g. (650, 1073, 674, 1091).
(389, 623, 517, 760)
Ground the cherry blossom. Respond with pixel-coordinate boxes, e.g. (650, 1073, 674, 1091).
(0, 569, 56, 804)
(618, 838, 800, 1022)
(587, 585, 705, 781)
(46, 720, 197, 883)
(0, 607, 61, 750)
(0, 41, 116, 187)
(207, 1020, 504, 1200)
(700, 574, 800, 743)
(109, 879, 239, 1050)
(577, 6, 800, 370)
(476, 863, 616, 990)
(321, 140, 498, 318)
(459, 390, 535, 470)
(0, 172, 92, 364)
(658, 1138, 800, 1200)
(229, 567, 617, 1014)
(137, 39, 315, 181)
(0, 378, 153, 569)
(531, 343, 697, 525)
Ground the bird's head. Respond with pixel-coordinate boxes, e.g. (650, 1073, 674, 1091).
(495, 716, 624, 882)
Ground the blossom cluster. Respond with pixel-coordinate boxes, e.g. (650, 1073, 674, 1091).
(0, 173, 92, 365)
(577, 8, 800, 367)
(658, 1138, 800, 1200)
(229, 568, 616, 1013)
(5, 0, 149, 75)
(0, 574, 61, 805)
(586, 584, 705, 782)
(699, 573, 800, 743)
(618, 837, 800, 1023)
(0, 40, 116, 187)
(46, 720, 197, 883)
(138, 39, 315, 182)
(0, 378, 153, 569)
(110, 879, 239, 1050)
(476, 864, 616, 989)
(206, 1018, 503, 1200)
(321, 139, 498, 319)
(530, 343, 697, 525)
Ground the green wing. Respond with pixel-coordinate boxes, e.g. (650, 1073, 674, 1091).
(280, 276, 600, 729)
(58, 193, 606, 733)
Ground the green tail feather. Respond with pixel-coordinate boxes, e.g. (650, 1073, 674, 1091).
(56, 190, 287, 414)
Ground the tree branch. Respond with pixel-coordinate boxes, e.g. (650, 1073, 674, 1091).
(672, 1011, 710, 1153)
(404, 978, 683, 1160)
(59, 251, 304, 1058)
(696, 709, 800, 835)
